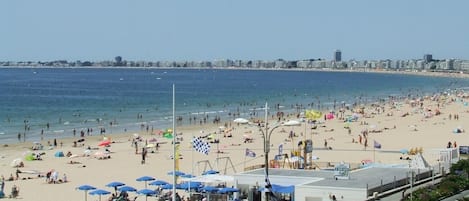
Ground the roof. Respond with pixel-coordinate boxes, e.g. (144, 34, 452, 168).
(235, 167, 419, 189)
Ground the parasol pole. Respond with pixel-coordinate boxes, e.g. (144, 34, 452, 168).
(172, 84, 176, 201)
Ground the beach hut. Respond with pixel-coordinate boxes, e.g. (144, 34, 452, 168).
(54, 151, 64, 157)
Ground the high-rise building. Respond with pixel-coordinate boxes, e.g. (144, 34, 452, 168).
(424, 54, 433, 63)
(334, 50, 342, 62)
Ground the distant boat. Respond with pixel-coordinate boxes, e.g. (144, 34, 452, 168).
(119, 78, 124, 81)
(156, 77, 162, 80)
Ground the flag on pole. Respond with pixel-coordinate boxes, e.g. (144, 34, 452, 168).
(245, 148, 256, 157)
(374, 140, 382, 149)
(192, 137, 210, 155)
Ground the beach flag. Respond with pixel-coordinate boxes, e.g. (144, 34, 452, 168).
(374, 140, 382, 149)
(245, 148, 256, 157)
(192, 137, 211, 155)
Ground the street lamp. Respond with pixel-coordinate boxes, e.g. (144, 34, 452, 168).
(257, 102, 301, 201)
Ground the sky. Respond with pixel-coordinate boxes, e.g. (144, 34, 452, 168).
(1, 0, 469, 61)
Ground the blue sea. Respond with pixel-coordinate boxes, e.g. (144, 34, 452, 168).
(1, 68, 467, 143)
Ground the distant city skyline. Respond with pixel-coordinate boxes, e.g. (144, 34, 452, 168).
(1, 0, 469, 61)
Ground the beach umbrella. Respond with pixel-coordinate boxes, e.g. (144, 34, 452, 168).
(136, 176, 155, 188)
(180, 174, 196, 178)
(161, 184, 174, 190)
(137, 189, 157, 201)
(89, 189, 111, 201)
(106, 181, 125, 193)
(202, 170, 219, 175)
(202, 186, 219, 193)
(77, 185, 96, 201)
(118, 186, 137, 192)
(167, 170, 186, 176)
(98, 140, 111, 146)
(149, 179, 169, 186)
(177, 182, 202, 190)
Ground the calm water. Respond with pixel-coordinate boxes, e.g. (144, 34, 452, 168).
(0, 68, 467, 143)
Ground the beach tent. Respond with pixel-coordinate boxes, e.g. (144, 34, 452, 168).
(25, 154, 35, 161)
(54, 151, 64, 157)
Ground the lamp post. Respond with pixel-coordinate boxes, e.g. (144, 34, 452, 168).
(258, 102, 301, 201)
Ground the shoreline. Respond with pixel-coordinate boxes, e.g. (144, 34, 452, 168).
(1, 67, 469, 144)
(1, 65, 469, 79)
(0, 87, 468, 201)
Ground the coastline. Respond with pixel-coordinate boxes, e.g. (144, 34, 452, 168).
(0, 87, 468, 200)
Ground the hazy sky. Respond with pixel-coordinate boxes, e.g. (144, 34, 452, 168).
(2, 0, 468, 61)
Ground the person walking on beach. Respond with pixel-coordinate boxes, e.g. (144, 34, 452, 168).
(141, 148, 147, 164)
(1, 175, 5, 192)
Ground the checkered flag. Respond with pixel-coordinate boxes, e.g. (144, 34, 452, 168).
(192, 137, 211, 155)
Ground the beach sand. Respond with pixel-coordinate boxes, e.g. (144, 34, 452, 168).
(1, 91, 468, 201)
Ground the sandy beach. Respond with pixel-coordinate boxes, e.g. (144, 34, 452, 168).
(1, 89, 468, 201)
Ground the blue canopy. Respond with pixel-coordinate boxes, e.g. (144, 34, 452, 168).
(118, 186, 137, 192)
(177, 182, 202, 190)
(136, 176, 155, 182)
(137, 189, 157, 196)
(202, 170, 219, 175)
(77, 185, 96, 201)
(167, 171, 186, 176)
(180, 174, 196, 178)
(77, 185, 96, 191)
(161, 184, 174, 190)
(201, 186, 219, 193)
(149, 180, 169, 186)
(106, 181, 125, 188)
(89, 189, 111, 195)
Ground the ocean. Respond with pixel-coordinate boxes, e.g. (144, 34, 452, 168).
(1, 67, 467, 143)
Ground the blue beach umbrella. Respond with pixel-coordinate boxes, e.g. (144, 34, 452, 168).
(118, 186, 137, 192)
(218, 187, 239, 194)
(149, 180, 169, 186)
(180, 174, 196, 178)
(137, 189, 157, 201)
(202, 186, 219, 193)
(77, 185, 96, 201)
(136, 176, 155, 188)
(89, 189, 111, 201)
(202, 170, 219, 175)
(161, 183, 174, 190)
(106, 181, 125, 193)
(167, 170, 186, 176)
(177, 182, 202, 190)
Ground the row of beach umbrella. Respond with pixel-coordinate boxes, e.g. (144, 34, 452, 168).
(77, 170, 236, 201)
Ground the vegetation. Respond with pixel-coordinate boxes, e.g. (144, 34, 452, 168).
(402, 159, 469, 201)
